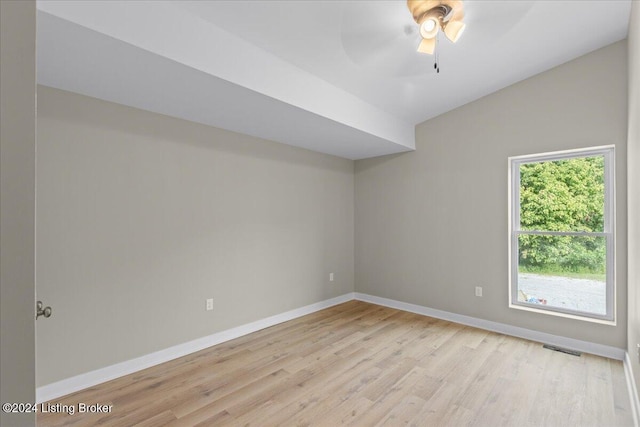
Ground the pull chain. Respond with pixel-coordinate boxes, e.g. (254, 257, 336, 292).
(433, 33, 440, 74)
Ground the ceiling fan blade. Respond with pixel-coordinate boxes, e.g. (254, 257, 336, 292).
(340, 1, 434, 77)
(444, 19, 465, 43)
(417, 37, 436, 54)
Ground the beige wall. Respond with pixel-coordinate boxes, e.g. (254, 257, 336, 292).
(36, 86, 354, 385)
(627, 1, 640, 390)
(1, 1, 37, 425)
(34, 32, 633, 391)
(355, 41, 628, 348)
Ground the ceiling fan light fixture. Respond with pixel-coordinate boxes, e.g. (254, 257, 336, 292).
(407, 0, 465, 55)
(419, 17, 439, 39)
(443, 19, 465, 43)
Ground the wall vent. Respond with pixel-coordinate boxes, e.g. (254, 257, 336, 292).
(543, 344, 581, 357)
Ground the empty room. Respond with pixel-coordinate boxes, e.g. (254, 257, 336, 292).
(1, 0, 639, 426)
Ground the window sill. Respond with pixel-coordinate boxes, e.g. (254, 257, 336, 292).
(509, 302, 616, 326)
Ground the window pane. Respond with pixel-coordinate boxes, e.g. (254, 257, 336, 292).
(519, 156, 605, 232)
(517, 234, 606, 315)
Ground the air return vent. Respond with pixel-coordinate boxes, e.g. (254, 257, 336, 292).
(542, 344, 581, 357)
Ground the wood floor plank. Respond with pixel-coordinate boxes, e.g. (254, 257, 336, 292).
(611, 357, 634, 425)
(582, 355, 617, 425)
(166, 369, 292, 426)
(37, 301, 633, 427)
(375, 394, 426, 427)
(135, 410, 177, 427)
(255, 349, 377, 426)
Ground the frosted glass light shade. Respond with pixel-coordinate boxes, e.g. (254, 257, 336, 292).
(419, 18, 439, 39)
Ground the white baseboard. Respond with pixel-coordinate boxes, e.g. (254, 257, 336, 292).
(354, 293, 625, 361)
(36, 292, 355, 403)
(38, 291, 628, 405)
(625, 352, 640, 427)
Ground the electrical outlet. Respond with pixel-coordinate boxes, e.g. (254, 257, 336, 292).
(329, 273, 334, 282)
(206, 298, 213, 311)
(475, 286, 483, 297)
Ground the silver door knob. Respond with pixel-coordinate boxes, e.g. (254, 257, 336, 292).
(36, 301, 52, 319)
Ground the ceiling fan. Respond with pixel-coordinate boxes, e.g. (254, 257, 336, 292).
(339, 1, 534, 78)
(407, 0, 466, 55)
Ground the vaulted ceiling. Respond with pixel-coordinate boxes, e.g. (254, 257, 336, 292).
(37, 1, 632, 159)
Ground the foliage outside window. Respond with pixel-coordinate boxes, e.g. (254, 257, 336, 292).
(509, 146, 615, 322)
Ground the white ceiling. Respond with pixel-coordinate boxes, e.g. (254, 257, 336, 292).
(36, 1, 632, 160)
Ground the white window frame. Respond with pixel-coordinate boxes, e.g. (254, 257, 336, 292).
(508, 146, 615, 324)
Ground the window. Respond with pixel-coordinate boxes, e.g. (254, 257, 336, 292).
(508, 146, 615, 323)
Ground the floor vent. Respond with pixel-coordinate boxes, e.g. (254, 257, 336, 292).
(543, 344, 581, 357)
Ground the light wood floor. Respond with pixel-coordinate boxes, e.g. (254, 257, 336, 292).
(38, 301, 632, 427)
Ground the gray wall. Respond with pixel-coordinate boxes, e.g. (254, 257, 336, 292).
(627, 1, 640, 390)
(36, 86, 354, 385)
(355, 41, 628, 348)
(1, 1, 37, 425)
(34, 36, 633, 390)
